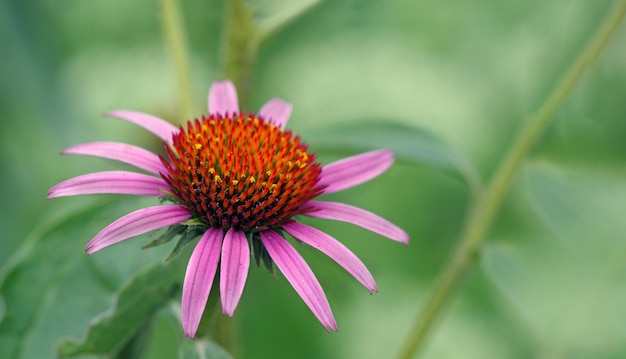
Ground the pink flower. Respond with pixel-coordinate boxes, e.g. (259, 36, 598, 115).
(48, 81, 409, 338)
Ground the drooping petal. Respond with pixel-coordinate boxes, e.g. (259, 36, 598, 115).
(260, 230, 337, 332)
(319, 149, 394, 194)
(305, 201, 409, 245)
(182, 228, 224, 339)
(208, 81, 239, 116)
(283, 222, 378, 293)
(259, 99, 292, 129)
(62, 141, 166, 175)
(47, 171, 168, 198)
(220, 229, 250, 316)
(105, 110, 178, 144)
(85, 205, 190, 254)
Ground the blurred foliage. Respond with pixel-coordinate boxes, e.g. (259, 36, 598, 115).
(1, 0, 626, 358)
(56, 260, 183, 358)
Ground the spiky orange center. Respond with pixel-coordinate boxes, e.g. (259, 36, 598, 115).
(161, 114, 323, 231)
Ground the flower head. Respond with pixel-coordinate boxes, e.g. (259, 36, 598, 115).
(48, 81, 409, 338)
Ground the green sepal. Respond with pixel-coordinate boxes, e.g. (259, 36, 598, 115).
(141, 223, 187, 249)
(56, 260, 184, 358)
(164, 224, 205, 262)
(249, 232, 274, 274)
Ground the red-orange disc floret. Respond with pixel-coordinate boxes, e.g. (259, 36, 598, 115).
(161, 113, 324, 232)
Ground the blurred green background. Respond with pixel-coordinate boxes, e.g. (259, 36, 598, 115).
(2, 0, 626, 358)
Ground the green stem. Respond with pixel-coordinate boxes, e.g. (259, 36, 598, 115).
(160, 0, 195, 121)
(212, 314, 240, 358)
(219, 0, 258, 109)
(185, 0, 262, 355)
(397, 1, 626, 358)
(193, 277, 241, 357)
(193, 280, 222, 339)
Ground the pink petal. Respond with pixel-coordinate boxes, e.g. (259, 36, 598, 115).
(208, 81, 239, 116)
(283, 222, 378, 293)
(319, 149, 394, 194)
(182, 228, 224, 339)
(105, 110, 178, 144)
(62, 141, 166, 175)
(220, 229, 250, 316)
(260, 230, 337, 332)
(306, 201, 409, 245)
(259, 99, 292, 129)
(85, 205, 190, 254)
(47, 171, 168, 198)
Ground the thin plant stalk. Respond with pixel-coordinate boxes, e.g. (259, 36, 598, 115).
(160, 0, 195, 121)
(397, 1, 626, 358)
(219, 0, 257, 109)
(193, 0, 262, 354)
(160, 0, 248, 354)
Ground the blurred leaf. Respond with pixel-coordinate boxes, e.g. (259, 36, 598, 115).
(306, 120, 481, 193)
(482, 163, 626, 357)
(57, 260, 183, 358)
(0, 200, 109, 359)
(0, 199, 176, 359)
(179, 338, 234, 359)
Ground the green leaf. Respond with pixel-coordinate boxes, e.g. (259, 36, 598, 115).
(56, 260, 184, 358)
(306, 120, 481, 193)
(0, 199, 176, 359)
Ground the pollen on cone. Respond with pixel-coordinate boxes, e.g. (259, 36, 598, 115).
(161, 114, 324, 232)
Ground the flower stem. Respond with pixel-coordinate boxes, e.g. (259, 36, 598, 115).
(219, 0, 258, 109)
(192, 278, 241, 357)
(397, 1, 626, 358)
(192, 0, 263, 355)
(160, 0, 195, 121)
